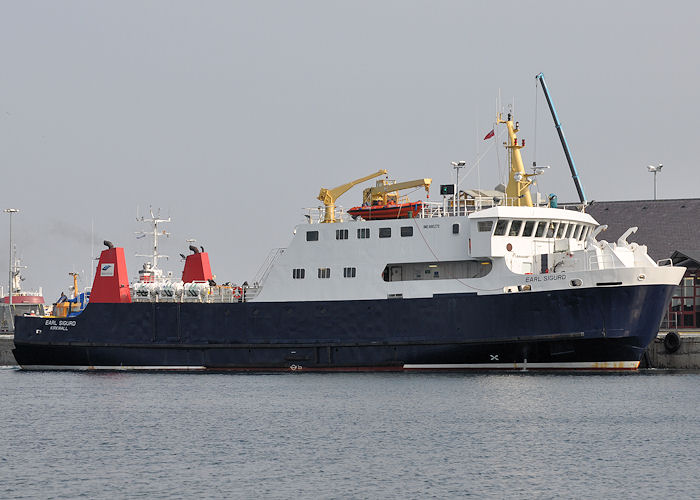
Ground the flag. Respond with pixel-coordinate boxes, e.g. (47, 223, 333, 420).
(483, 129, 495, 140)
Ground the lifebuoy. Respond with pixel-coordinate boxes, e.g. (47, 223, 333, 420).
(233, 287, 242, 299)
(664, 331, 681, 354)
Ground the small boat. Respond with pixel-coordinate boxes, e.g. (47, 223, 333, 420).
(348, 201, 424, 220)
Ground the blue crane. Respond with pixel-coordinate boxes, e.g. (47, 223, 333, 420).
(536, 73, 587, 205)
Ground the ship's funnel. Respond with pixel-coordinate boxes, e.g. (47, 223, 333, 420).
(182, 250, 213, 283)
(90, 245, 131, 303)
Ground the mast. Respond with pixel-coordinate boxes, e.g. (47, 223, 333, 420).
(135, 207, 170, 273)
(498, 113, 533, 207)
(536, 72, 587, 204)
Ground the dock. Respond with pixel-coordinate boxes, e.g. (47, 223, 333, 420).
(0, 335, 16, 366)
(644, 330, 700, 370)
(2, 332, 699, 370)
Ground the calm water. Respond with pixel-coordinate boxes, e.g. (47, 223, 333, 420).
(0, 369, 698, 499)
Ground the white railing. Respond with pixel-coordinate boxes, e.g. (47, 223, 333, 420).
(300, 195, 589, 224)
(303, 206, 351, 224)
(130, 284, 261, 304)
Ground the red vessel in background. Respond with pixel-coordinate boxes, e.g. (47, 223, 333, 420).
(1, 256, 46, 333)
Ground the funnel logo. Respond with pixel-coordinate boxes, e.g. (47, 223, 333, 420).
(100, 263, 115, 277)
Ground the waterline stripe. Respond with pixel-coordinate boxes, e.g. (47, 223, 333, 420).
(403, 361, 640, 370)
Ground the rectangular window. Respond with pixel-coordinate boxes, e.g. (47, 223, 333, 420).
(556, 223, 567, 239)
(522, 220, 536, 237)
(357, 228, 370, 239)
(565, 224, 574, 238)
(401, 226, 413, 237)
(477, 221, 493, 233)
(379, 227, 391, 238)
(572, 224, 582, 240)
(452, 223, 460, 234)
(494, 219, 509, 236)
(508, 220, 523, 236)
(335, 229, 349, 240)
(292, 268, 305, 279)
(343, 267, 357, 278)
(546, 222, 558, 238)
(318, 268, 331, 279)
(306, 231, 319, 242)
(579, 226, 589, 241)
(535, 221, 547, 237)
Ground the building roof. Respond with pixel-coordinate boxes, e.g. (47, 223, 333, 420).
(585, 198, 700, 264)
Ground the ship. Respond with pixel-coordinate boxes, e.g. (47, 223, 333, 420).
(1, 255, 46, 334)
(12, 76, 685, 371)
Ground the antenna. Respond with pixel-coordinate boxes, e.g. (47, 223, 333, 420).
(135, 206, 171, 271)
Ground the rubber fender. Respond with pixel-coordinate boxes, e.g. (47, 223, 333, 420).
(663, 331, 681, 354)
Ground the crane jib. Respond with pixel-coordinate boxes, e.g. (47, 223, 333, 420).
(536, 73, 587, 205)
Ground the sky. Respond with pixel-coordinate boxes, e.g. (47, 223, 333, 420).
(1, 0, 698, 300)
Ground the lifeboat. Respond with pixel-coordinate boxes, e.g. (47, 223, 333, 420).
(347, 201, 423, 220)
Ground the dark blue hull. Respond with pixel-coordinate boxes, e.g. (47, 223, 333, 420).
(12, 284, 674, 370)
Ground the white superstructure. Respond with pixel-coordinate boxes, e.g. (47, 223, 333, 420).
(255, 202, 683, 303)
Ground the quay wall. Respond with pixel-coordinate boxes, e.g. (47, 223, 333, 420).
(645, 331, 700, 370)
(0, 335, 16, 366)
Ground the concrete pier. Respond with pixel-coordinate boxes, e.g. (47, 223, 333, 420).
(644, 330, 700, 370)
(0, 335, 16, 366)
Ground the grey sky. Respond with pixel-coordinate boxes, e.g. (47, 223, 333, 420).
(1, 0, 698, 299)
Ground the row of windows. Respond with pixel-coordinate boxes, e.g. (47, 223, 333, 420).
(292, 267, 357, 279)
(485, 219, 592, 241)
(306, 224, 463, 242)
(307, 226, 421, 241)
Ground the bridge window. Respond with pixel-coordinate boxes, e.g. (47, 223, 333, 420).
(477, 221, 493, 232)
(572, 224, 582, 239)
(546, 222, 557, 238)
(292, 268, 305, 279)
(509, 220, 523, 236)
(318, 268, 331, 279)
(579, 226, 589, 241)
(522, 220, 535, 237)
(565, 224, 574, 238)
(336, 229, 349, 240)
(535, 221, 547, 237)
(306, 231, 319, 242)
(401, 226, 413, 237)
(357, 228, 370, 239)
(379, 227, 392, 238)
(556, 223, 567, 238)
(494, 219, 509, 236)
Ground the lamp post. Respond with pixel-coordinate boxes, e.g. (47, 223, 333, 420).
(4, 209, 19, 314)
(647, 164, 663, 200)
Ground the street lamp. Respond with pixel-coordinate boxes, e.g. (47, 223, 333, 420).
(647, 164, 663, 200)
(4, 209, 19, 313)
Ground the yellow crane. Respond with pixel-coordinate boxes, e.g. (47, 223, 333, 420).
(318, 169, 388, 223)
(362, 178, 432, 206)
